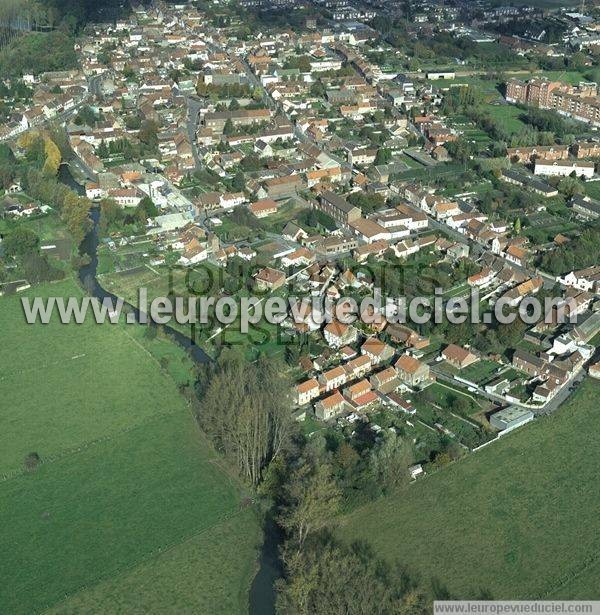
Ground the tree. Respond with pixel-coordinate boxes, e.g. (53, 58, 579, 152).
(138, 195, 159, 218)
(139, 120, 159, 151)
(61, 192, 92, 245)
(73, 105, 98, 127)
(513, 217, 521, 234)
(98, 197, 123, 236)
(278, 463, 341, 550)
(24, 452, 41, 472)
(276, 537, 429, 615)
(196, 350, 293, 485)
(375, 147, 392, 165)
(232, 170, 246, 192)
(368, 431, 414, 493)
(3, 227, 39, 259)
(223, 118, 235, 136)
(557, 176, 583, 199)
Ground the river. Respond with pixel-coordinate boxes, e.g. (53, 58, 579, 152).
(59, 163, 284, 614)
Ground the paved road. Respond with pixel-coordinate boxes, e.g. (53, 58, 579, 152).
(431, 362, 589, 416)
(185, 96, 204, 168)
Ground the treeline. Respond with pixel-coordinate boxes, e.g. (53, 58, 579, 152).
(0, 30, 77, 77)
(540, 223, 600, 275)
(194, 349, 293, 486)
(1, 132, 92, 282)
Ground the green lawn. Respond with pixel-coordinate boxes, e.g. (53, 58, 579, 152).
(459, 359, 503, 385)
(0, 279, 261, 614)
(482, 103, 527, 134)
(340, 378, 600, 599)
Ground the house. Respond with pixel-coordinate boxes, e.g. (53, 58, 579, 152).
(294, 378, 320, 406)
(505, 245, 528, 267)
(499, 277, 543, 307)
(489, 406, 534, 432)
(361, 337, 394, 365)
(447, 243, 470, 260)
(350, 389, 380, 410)
(315, 235, 359, 256)
(532, 379, 560, 404)
(254, 267, 286, 291)
(467, 267, 496, 288)
(570, 195, 600, 219)
(394, 354, 430, 387)
(344, 354, 372, 380)
(220, 192, 246, 209)
(369, 366, 398, 391)
(409, 464, 424, 480)
(500, 168, 558, 197)
(315, 390, 346, 420)
(178, 238, 207, 265)
(107, 188, 142, 207)
(260, 174, 303, 200)
(323, 321, 358, 348)
(343, 379, 372, 402)
(349, 218, 389, 244)
(441, 344, 479, 370)
(558, 266, 600, 293)
(280, 247, 315, 268)
(317, 191, 361, 226)
(512, 349, 546, 377)
(282, 222, 308, 243)
(386, 392, 416, 414)
(432, 200, 461, 220)
(386, 324, 429, 350)
(85, 182, 104, 200)
(249, 198, 279, 218)
(320, 366, 347, 392)
(353, 239, 389, 262)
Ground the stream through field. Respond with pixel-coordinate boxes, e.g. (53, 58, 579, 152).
(59, 163, 284, 615)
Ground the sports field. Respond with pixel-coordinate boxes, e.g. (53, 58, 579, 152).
(0, 279, 261, 614)
(340, 378, 600, 599)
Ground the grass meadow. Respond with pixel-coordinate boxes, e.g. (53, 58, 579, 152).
(0, 278, 261, 614)
(0, 279, 189, 476)
(46, 509, 261, 615)
(340, 378, 600, 599)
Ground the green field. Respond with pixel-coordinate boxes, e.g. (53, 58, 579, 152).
(47, 509, 260, 614)
(482, 103, 528, 134)
(0, 280, 190, 476)
(340, 378, 600, 599)
(507, 70, 590, 86)
(0, 279, 261, 614)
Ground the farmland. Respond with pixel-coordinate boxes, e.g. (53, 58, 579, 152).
(0, 279, 261, 614)
(340, 378, 600, 599)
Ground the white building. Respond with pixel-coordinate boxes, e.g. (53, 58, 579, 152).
(534, 159, 595, 178)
